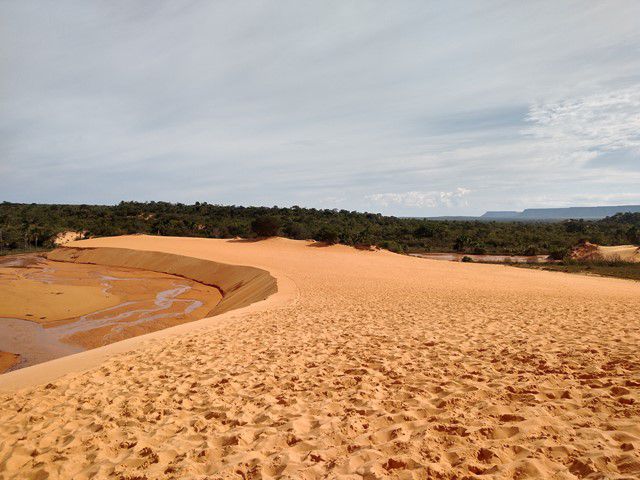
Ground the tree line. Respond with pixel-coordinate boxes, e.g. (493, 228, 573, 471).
(1, 201, 638, 256)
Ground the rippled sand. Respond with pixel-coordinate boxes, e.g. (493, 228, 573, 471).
(1, 235, 639, 479)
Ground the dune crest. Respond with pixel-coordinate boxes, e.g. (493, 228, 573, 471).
(570, 241, 640, 263)
(598, 244, 640, 262)
(0, 235, 639, 479)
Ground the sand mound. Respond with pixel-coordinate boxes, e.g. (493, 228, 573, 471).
(568, 241, 600, 261)
(570, 241, 640, 262)
(0, 235, 639, 479)
(53, 231, 86, 246)
(598, 244, 640, 262)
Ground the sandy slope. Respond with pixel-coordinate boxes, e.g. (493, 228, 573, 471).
(598, 245, 640, 263)
(1, 235, 639, 479)
(570, 243, 640, 263)
(0, 352, 19, 373)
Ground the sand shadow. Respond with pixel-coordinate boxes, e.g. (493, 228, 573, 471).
(307, 242, 334, 248)
(227, 237, 264, 243)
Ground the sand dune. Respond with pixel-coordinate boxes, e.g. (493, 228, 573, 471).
(1, 235, 639, 479)
(570, 242, 640, 263)
(598, 245, 640, 263)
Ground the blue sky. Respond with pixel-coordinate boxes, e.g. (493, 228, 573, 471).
(1, 1, 639, 216)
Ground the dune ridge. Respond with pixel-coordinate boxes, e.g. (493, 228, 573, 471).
(569, 242, 640, 263)
(598, 245, 640, 263)
(1, 235, 639, 479)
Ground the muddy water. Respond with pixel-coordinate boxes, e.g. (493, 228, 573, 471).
(0, 317, 82, 371)
(0, 284, 203, 371)
(0, 254, 221, 372)
(58, 284, 203, 343)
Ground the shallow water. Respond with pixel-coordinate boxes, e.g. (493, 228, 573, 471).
(0, 282, 204, 371)
(0, 256, 214, 372)
(57, 284, 203, 341)
(0, 317, 82, 371)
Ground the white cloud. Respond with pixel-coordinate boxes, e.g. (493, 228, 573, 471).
(520, 192, 640, 208)
(367, 188, 471, 209)
(524, 86, 640, 158)
(1, 2, 640, 214)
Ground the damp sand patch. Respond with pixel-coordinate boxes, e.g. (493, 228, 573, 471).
(0, 253, 222, 371)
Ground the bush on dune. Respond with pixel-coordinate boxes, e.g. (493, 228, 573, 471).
(315, 226, 340, 245)
(251, 216, 282, 237)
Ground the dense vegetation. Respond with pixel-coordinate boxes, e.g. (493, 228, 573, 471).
(1, 201, 639, 256)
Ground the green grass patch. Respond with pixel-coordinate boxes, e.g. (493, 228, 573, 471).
(514, 259, 640, 282)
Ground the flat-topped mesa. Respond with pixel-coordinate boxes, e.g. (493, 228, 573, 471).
(47, 246, 277, 316)
(482, 205, 640, 220)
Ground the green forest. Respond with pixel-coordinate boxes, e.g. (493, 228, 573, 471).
(1, 201, 639, 256)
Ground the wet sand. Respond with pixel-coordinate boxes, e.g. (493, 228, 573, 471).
(0, 235, 639, 479)
(0, 254, 125, 323)
(0, 253, 222, 371)
(0, 351, 19, 372)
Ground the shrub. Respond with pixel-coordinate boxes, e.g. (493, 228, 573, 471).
(379, 240, 404, 253)
(472, 245, 486, 255)
(580, 254, 629, 267)
(283, 222, 308, 240)
(414, 223, 436, 238)
(453, 235, 470, 252)
(547, 247, 569, 261)
(461, 256, 474, 262)
(227, 224, 247, 237)
(251, 216, 281, 237)
(565, 219, 587, 233)
(315, 226, 339, 244)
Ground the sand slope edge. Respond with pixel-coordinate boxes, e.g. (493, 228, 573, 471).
(47, 246, 277, 316)
(0, 245, 281, 391)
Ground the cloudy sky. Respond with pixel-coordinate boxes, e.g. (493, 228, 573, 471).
(1, 1, 639, 216)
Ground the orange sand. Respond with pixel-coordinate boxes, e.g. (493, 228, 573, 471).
(0, 235, 639, 479)
(0, 255, 222, 353)
(0, 259, 124, 323)
(598, 245, 640, 262)
(570, 242, 640, 263)
(0, 352, 19, 373)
